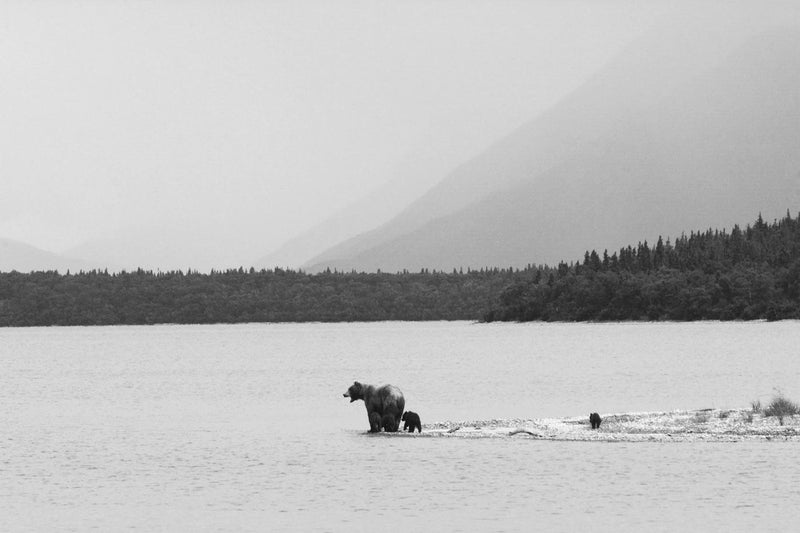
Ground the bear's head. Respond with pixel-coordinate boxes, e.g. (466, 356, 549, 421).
(401, 411, 408, 421)
(343, 381, 364, 403)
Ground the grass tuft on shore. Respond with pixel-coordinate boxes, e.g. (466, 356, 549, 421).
(750, 400, 762, 414)
(763, 393, 800, 426)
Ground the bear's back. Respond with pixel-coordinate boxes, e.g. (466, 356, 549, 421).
(364, 384, 404, 414)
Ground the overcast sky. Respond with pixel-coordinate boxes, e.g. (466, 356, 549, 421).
(1, 1, 675, 267)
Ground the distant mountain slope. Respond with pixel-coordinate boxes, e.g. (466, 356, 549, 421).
(65, 221, 256, 273)
(305, 25, 800, 273)
(0, 238, 98, 273)
(254, 150, 443, 269)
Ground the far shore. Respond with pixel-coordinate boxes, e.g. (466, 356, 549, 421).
(382, 409, 800, 442)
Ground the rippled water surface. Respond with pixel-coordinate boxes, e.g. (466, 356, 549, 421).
(1, 322, 799, 531)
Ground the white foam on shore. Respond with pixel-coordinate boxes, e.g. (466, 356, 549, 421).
(386, 409, 800, 442)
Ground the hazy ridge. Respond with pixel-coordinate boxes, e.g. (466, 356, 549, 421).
(4, 15, 799, 276)
(305, 25, 800, 273)
(0, 238, 98, 274)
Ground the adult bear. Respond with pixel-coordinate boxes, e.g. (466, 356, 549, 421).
(343, 381, 405, 433)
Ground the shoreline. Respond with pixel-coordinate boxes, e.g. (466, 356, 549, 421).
(395, 409, 800, 442)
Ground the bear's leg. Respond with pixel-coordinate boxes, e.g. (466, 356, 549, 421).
(369, 412, 381, 433)
(381, 414, 397, 432)
(415, 422, 421, 433)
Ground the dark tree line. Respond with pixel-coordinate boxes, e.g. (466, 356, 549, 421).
(2, 212, 800, 326)
(484, 212, 800, 322)
(0, 266, 515, 326)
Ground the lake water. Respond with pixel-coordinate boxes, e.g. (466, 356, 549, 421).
(1, 321, 799, 531)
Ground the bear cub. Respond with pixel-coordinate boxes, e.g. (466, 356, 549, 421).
(401, 411, 422, 433)
(589, 412, 602, 429)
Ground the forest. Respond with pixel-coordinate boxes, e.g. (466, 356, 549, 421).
(0, 265, 513, 326)
(1, 212, 799, 326)
(484, 212, 800, 322)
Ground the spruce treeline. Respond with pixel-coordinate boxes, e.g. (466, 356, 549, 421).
(2, 212, 799, 326)
(0, 266, 513, 326)
(484, 212, 800, 322)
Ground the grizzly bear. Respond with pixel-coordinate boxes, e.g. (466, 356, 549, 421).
(344, 381, 405, 432)
(589, 412, 602, 429)
(401, 411, 421, 433)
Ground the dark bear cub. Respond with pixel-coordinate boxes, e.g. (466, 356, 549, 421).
(401, 411, 422, 433)
(589, 412, 602, 429)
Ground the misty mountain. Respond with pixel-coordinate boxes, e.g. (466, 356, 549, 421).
(65, 220, 264, 273)
(305, 24, 800, 273)
(254, 150, 443, 269)
(0, 238, 99, 273)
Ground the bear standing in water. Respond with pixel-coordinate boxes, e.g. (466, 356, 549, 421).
(343, 381, 405, 432)
(401, 411, 422, 433)
(589, 412, 602, 429)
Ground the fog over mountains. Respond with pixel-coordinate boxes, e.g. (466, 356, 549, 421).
(302, 21, 800, 273)
(3, 7, 799, 275)
(0, 239, 98, 274)
(254, 148, 447, 269)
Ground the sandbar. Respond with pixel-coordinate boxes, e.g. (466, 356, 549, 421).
(398, 409, 800, 442)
